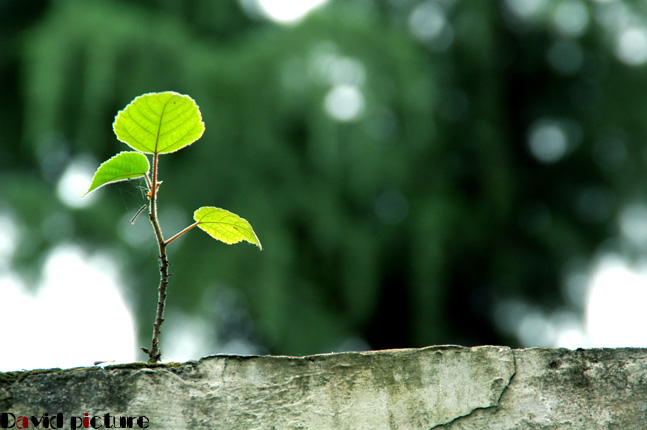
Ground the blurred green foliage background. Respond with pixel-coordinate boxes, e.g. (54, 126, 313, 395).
(2, 0, 647, 358)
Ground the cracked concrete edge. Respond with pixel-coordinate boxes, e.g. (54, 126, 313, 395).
(163, 345, 516, 429)
(1, 345, 514, 429)
(432, 347, 647, 429)
(429, 349, 517, 430)
(2, 346, 647, 430)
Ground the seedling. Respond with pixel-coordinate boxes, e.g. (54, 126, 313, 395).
(83, 91, 262, 363)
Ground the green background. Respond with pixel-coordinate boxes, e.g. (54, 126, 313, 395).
(2, 0, 646, 358)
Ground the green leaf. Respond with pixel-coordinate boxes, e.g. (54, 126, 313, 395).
(83, 151, 150, 197)
(194, 206, 262, 250)
(113, 91, 205, 154)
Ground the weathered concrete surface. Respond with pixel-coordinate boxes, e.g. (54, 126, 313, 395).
(1, 346, 645, 429)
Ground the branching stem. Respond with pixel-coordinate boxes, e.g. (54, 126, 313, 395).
(165, 221, 199, 246)
(144, 153, 169, 363)
(141, 154, 198, 362)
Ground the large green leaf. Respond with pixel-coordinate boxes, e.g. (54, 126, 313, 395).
(194, 206, 262, 250)
(113, 91, 205, 154)
(83, 151, 150, 196)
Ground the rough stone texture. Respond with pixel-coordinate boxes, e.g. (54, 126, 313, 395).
(1, 346, 646, 429)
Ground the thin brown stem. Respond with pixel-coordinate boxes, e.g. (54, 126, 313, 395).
(143, 153, 169, 363)
(165, 221, 199, 246)
(144, 172, 152, 190)
(145, 241, 169, 363)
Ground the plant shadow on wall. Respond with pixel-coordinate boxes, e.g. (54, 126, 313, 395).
(83, 92, 262, 363)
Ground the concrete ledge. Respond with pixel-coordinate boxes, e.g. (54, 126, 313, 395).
(1, 346, 646, 429)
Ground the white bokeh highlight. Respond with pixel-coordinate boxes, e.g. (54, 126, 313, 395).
(0, 245, 135, 371)
(255, 0, 329, 24)
(586, 255, 647, 347)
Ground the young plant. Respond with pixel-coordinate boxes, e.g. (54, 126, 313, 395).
(83, 91, 262, 363)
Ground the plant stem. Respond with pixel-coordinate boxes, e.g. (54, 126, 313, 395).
(147, 241, 169, 363)
(165, 221, 199, 246)
(145, 153, 168, 363)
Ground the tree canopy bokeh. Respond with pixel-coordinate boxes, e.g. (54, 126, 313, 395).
(2, 0, 647, 359)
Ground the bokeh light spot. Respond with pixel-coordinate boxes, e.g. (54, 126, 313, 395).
(528, 120, 567, 163)
(0, 246, 135, 371)
(620, 204, 647, 247)
(615, 26, 647, 66)
(408, 1, 446, 41)
(324, 85, 365, 122)
(504, 0, 548, 20)
(552, 0, 589, 38)
(586, 255, 647, 347)
(57, 156, 97, 208)
(254, 0, 329, 24)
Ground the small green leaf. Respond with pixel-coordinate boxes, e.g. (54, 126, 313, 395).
(113, 91, 205, 154)
(194, 206, 262, 250)
(83, 151, 150, 197)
